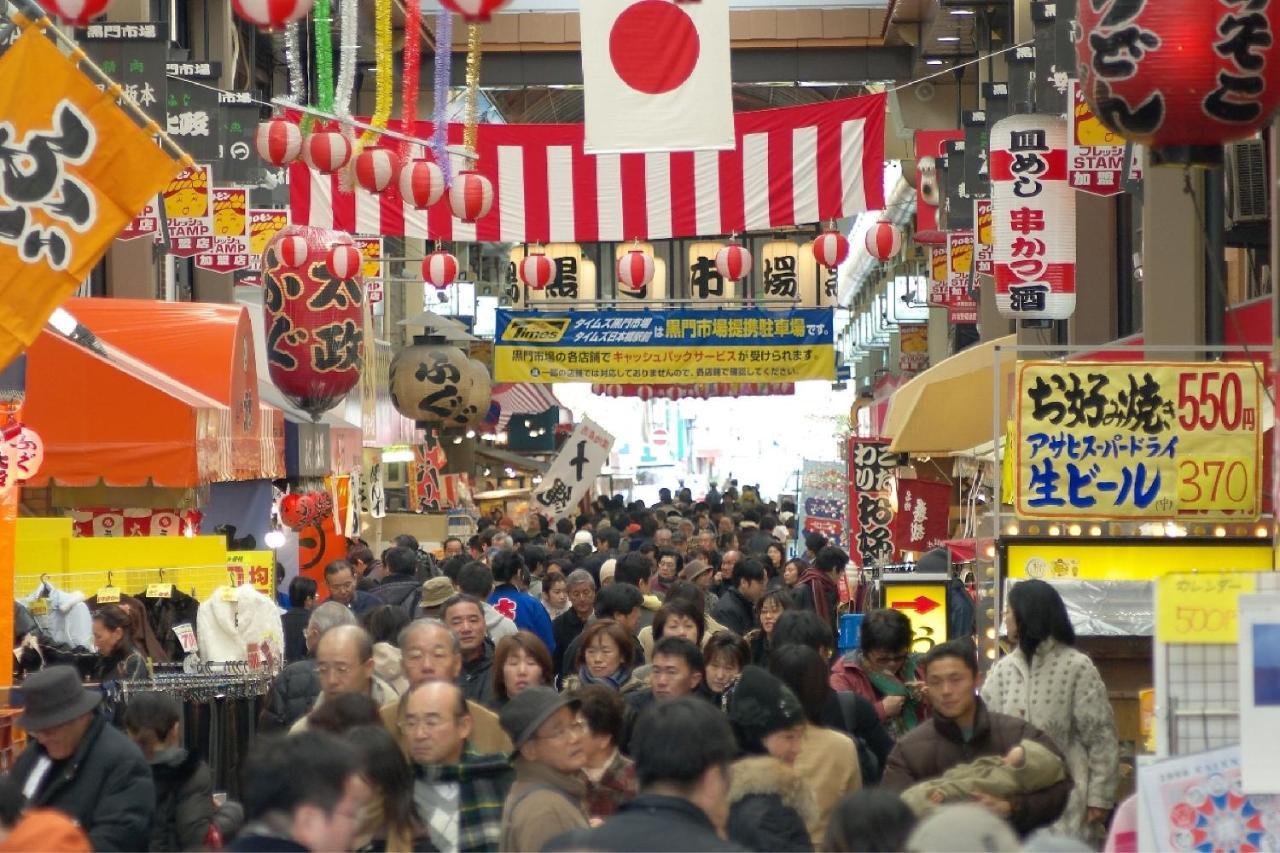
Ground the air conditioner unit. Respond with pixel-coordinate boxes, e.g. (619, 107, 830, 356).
(1225, 138, 1268, 227)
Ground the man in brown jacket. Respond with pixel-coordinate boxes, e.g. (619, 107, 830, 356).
(881, 640, 1073, 837)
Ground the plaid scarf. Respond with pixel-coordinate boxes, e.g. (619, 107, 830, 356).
(415, 745, 513, 852)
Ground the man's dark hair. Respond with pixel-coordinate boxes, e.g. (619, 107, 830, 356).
(362, 605, 410, 646)
(555, 518, 574, 535)
(347, 545, 374, 568)
(241, 732, 359, 821)
(860, 609, 914, 655)
(393, 534, 420, 552)
(615, 552, 654, 587)
(595, 582, 644, 619)
(595, 527, 621, 550)
(742, 508, 761, 525)
(324, 559, 355, 580)
(523, 545, 550, 573)
(307, 692, 382, 734)
(490, 548, 524, 585)
(573, 684, 627, 746)
(123, 691, 182, 740)
(457, 561, 496, 598)
(772, 610, 834, 655)
(652, 635, 704, 675)
(383, 546, 418, 577)
(732, 557, 767, 588)
(442, 593, 486, 622)
(443, 536, 463, 551)
(804, 532, 828, 554)
(630, 696, 737, 789)
(662, 580, 706, 616)
(288, 575, 318, 609)
(440, 554, 469, 584)
(814, 545, 850, 573)
(922, 639, 978, 677)
(824, 789, 917, 853)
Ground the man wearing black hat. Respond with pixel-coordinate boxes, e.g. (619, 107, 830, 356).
(8, 665, 155, 851)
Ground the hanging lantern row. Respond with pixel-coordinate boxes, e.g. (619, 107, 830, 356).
(812, 229, 850, 269)
(591, 383, 795, 401)
(422, 250, 460, 290)
(355, 147, 400, 194)
(864, 220, 903, 262)
(278, 490, 333, 532)
(231, 0, 315, 30)
(518, 251, 556, 291)
(438, 0, 510, 21)
(400, 159, 446, 209)
(617, 249, 655, 291)
(715, 242, 752, 282)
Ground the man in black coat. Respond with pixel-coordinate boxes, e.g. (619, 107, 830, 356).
(551, 569, 597, 677)
(369, 545, 424, 613)
(7, 666, 154, 851)
(710, 558, 767, 636)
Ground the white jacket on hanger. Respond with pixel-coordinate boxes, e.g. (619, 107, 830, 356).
(21, 582, 93, 649)
(197, 585, 285, 666)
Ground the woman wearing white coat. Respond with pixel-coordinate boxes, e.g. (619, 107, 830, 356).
(981, 579, 1119, 844)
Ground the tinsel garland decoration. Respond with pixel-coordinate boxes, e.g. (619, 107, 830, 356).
(462, 23, 482, 156)
(313, 0, 334, 114)
(283, 22, 308, 130)
(399, 0, 422, 158)
(430, 6, 453, 186)
(333, 0, 359, 122)
(358, 0, 394, 148)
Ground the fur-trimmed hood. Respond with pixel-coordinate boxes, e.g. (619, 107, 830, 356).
(728, 755, 819, 828)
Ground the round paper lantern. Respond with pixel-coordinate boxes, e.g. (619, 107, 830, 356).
(232, 0, 314, 29)
(1076, 1, 1280, 164)
(812, 229, 851, 269)
(438, 0, 509, 21)
(0, 424, 43, 493)
(422, 251, 460, 290)
(634, 386, 653, 402)
(38, 0, 113, 24)
(864, 220, 903, 261)
(276, 234, 311, 267)
(303, 131, 352, 175)
(255, 118, 302, 166)
(278, 493, 308, 531)
(354, 147, 400, 194)
(326, 243, 363, 280)
(449, 359, 493, 426)
(263, 226, 365, 420)
(715, 243, 753, 281)
(617, 249, 655, 291)
(399, 159, 445, 209)
(519, 252, 555, 291)
(449, 170, 494, 223)
(388, 342, 471, 424)
(305, 491, 334, 523)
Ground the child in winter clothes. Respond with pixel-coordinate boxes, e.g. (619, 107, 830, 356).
(900, 739, 1067, 817)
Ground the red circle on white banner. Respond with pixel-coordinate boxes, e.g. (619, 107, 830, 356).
(609, 0, 700, 95)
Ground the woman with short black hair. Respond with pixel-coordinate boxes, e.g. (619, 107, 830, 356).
(829, 608, 929, 738)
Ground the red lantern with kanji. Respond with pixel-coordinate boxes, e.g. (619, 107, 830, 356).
(863, 220, 902, 261)
(422, 251, 459, 290)
(232, 0, 315, 29)
(303, 131, 352, 175)
(519, 252, 555, 291)
(0, 423, 43, 495)
(438, 0, 509, 21)
(354, 147, 400, 194)
(38, 0, 113, 25)
(278, 493, 308, 530)
(255, 118, 303, 166)
(617, 249, 655, 291)
(449, 170, 494, 223)
(1076, 0, 1280, 165)
(263, 226, 364, 420)
(327, 244, 363, 280)
(812, 229, 851, 269)
(399, 159, 445, 209)
(715, 243, 752, 281)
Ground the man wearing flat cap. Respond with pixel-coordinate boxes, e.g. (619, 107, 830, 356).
(7, 665, 154, 851)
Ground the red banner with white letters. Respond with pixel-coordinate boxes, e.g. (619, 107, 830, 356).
(893, 479, 952, 554)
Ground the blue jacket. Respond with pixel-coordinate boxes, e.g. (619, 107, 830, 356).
(489, 585, 556, 652)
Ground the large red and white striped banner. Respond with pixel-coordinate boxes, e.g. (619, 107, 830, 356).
(290, 93, 886, 243)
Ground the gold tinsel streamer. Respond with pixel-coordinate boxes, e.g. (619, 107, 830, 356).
(463, 23, 483, 156)
(358, 0, 394, 150)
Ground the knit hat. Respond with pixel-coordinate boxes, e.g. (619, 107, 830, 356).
(573, 529, 595, 548)
(905, 804, 1020, 853)
(725, 665, 804, 754)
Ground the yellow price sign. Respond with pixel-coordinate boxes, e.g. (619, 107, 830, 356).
(227, 551, 275, 597)
(1177, 457, 1255, 512)
(883, 582, 949, 654)
(1156, 572, 1256, 643)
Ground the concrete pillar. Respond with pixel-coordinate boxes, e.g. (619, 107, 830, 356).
(192, 268, 234, 303)
(977, 273, 1012, 342)
(1142, 158, 1206, 351)
(1067, 193, 1118, 347)
(927, 305, 950, 366)
(106, 238, 158, 299)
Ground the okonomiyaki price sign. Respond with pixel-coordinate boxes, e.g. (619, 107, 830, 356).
(1014, 362, 1262, 520)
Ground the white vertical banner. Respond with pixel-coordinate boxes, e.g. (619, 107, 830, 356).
(1239, 593, 1280, 792)
(579, 0, 734, 154)
(531, 418, 615, 520)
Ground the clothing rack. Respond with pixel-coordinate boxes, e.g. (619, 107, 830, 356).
(15, 564, 245, 602)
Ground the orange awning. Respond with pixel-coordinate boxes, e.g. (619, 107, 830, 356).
(62, 298, 284, 480)
(24, 331, 233, 487)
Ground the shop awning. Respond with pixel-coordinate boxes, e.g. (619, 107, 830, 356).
(24, 330, 233, 487)
(883, 335, 1016, 455)
(60, 298, 284, 480)
(475, 446, 550, 474)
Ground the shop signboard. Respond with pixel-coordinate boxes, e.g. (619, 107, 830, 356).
(1156, 571, 1255, 644)
(195, 187, 250, 274)
(226, 550, 273, 596)
(883, 580, 948, 653)
(946, 232, 977, 325)
(531, 418, 614, 521)
(216, 90, 261, 186)
(159, 164, 213, 257)
(239, 208, 291, 285)
(354, 237, 383, 304)
(800, 460, 848, 550)
(1003, 540, 1272, 581)
(78, 23, 167, 126)
(974, 199, 994, 276)
(1067, 79, 1142, 197)
(414, 435, 448, 514)
(1014, 362, 1264, 520)
(165, 61, 221, 163)
(898, 323, 929, 373)
(493, 307, 835, 385)
(894, 478, 951, 554)
(848, 437, 904, 567)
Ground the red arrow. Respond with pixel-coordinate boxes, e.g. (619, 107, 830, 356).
(892, 596, 941, 615)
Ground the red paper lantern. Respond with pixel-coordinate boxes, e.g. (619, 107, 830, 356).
(0, 423, 43, 494)
(276, 234, 311, 267)
(326, 243, 363, 280)
(263, 226, 364, 420)
(354, 147, 400, 194)
(864, 220, 902, 261)
(232, 0, 314, 29)
(278, 493, 307, 530)
(422, 250, 460, 290)
(812, 229, 851, 269)
(255, 118, 303, 167)
(1076, 1, 1280, 164)
(38, 0, 113, 25)
(305, 491, 334, 522)
(617, 249, 655, 291)
(303, 131, 352, 175)
(449, 170, 494, 223)
(399, 159, 445, 209)
(438, 0, 509, 22)
(715, 242, 752, 281)
(519, 252, 555, 291)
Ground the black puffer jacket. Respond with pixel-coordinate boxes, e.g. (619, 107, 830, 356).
(149, 747, 214, 851)
(260, 659, 321, 731)
(369, 577, 422, 614)
(725, 756, 815, 853)
(9, 709, 154, 851)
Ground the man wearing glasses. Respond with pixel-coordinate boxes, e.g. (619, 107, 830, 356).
(291, 624, 400, 732)
(830, 608, 931, 739)
(325, 559, 380, 615)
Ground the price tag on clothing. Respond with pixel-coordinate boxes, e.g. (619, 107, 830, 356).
(95, 586, 121, 603)
(146, 583, 173, 598)
(27, 599, 48, 616)
(173, 623, 198, 654)
(219, 587, 239, 602)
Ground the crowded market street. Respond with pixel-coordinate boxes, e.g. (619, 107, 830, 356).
(0, 0, 1278, 850)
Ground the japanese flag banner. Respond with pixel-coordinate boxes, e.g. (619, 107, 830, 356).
(580, 0, 734, 154)
(0, 27, 182, 369)
(532, 418, 615, 521)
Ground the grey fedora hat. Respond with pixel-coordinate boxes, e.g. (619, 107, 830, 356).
(18, 665, 101, 731)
